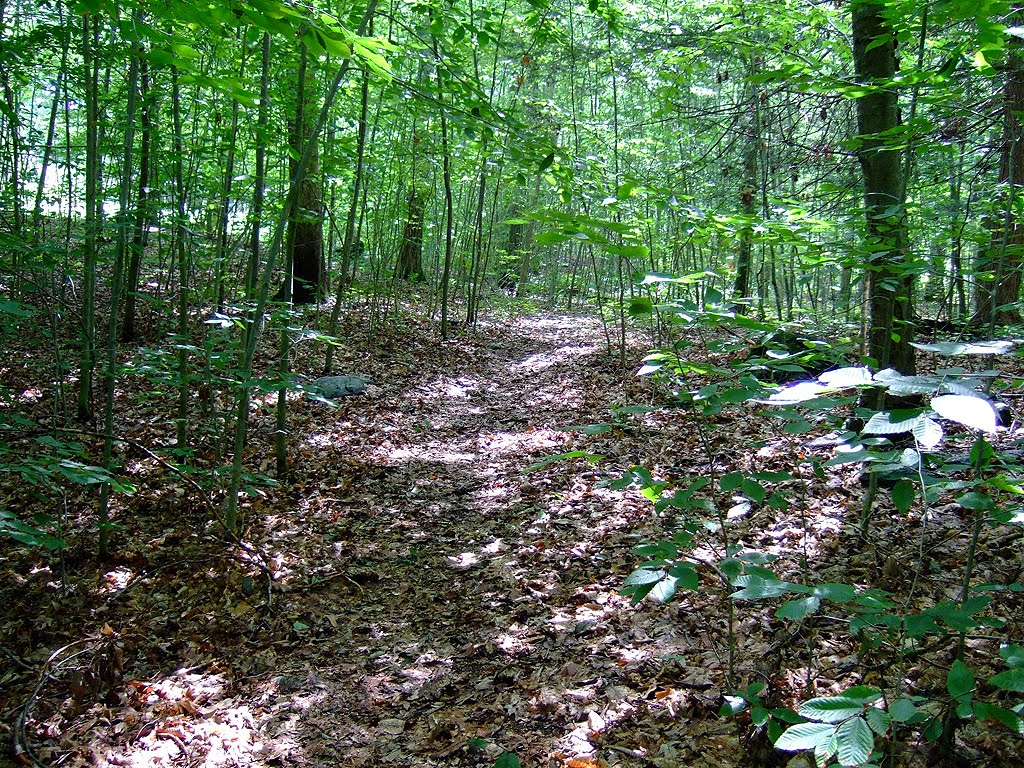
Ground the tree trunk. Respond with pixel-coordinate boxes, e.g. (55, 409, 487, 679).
(732, 66, 760, 312)
(214, 66, 241, 313)
(227, 30, 271, 533)
(397, 177, 425, 280)
(852, 0, 915, 376)
(279, 42, 323, 305)
(974, 4, 1024, 329)
(122, 57, 151, 343)
(77, 10, 99, 423)
(432, 27, 456, 339)
(96, 23, 140, 559)
(325, 61, 371, 373)
(172, 64, 191, 450)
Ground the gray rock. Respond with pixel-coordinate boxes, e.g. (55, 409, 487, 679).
(308, 375, 370, 399)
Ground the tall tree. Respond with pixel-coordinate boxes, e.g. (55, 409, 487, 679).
(77, 9, 100, 423)
(396, 131, 426, 282)
(851, 0, 915, 375)
(279, 40, 324, 304)
(974, 4, 1024, 329)
(121, 55, 152, 343)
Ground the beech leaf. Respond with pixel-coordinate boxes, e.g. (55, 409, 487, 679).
(931, 395, 998, 433)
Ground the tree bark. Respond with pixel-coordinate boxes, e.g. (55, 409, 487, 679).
(172, 63, 191, 450)
(277, 42, 323, 304)
(77, 10, 99, 423)
(852, 0, 915, 375)
(397, 175, 425, 280)
(122, 57, 151, 343)
(974, 4, 1024, 329)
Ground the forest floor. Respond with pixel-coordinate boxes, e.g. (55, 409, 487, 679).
(3, 307, 1024, 768)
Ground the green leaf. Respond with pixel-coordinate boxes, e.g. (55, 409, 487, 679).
(720, 387, 755, 404)
(751, 705, 771, 727)
(892, 479, 915, 514)
(762, 382, 828, 405)
(947, 659, 975, 699)
(649, 574, 679, 603)
(623, 567, 664, 587)
(865, 706, 891, 736)
(741, 478, 766, 503)
(731, 575, 793, 600)
(818, 366, 873, 387)
(524, 451, 603, 471)
(720, 471, 744, 492)
(772, 706, 806, 724)
(911, 340, 1014, 355)
(889, 699, 918, 722)
(628, 297, 654, 316)
(719, 557, 744, 580)
(798, 696, 865, 723)
(811, 583, 857, 602)
(616, 180, 639, 199)
(0, 512, 65, 550)
(989, 668, 1024, 692)
(863, 410, 926, 435)
(912, 416, 944, 449)
(836, 716, 874, 766)
(774, 722, 836, 751)
(783, 418, 814, 434)
(1000, 643, 1024, 667)
(752, 470, 793, 482)
(494, 753, 521, 768)
(776, 596, 820, 621)
(841, 686, 883, 704)
(931, 395, 998, 433)
(0, 300, 36, 317)
(720, 694, 746, 717)
(904, 611, 940, 638)
(972, 702, 1024, 733)
(956, 491, 993, 511)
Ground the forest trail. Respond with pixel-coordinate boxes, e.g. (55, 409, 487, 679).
(4, 312, 740, 768)
(253, 312, 677, 767)
(9, 313, 1023, 767)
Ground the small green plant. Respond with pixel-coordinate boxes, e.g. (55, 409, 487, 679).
(609, 298, 1024, 764)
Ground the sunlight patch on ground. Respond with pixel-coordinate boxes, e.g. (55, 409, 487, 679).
(526, 384, 585, 409)
(448, 537, 509, 570)
(385, 443, 478, 463)
(98, 671, 275, 768)
(412, 375, 483, 402)
(99, 566, 135, 594)
(448, 551, 481, 569)
(513, 343, 600, 372)
(477, 427, 568, 456)
(494, 624, 535, 655)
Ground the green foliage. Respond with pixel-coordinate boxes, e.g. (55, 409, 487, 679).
(0, 424, 140, 551)
(493, 752, 520, 768)
(0, 510, 65, 550)
(774, 687, 885, 767)
(610, 300, 1024, 763)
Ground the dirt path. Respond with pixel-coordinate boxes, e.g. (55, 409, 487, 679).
(197, 313, 734, 768)
(258, 314, 667, 767)
(10, 312, 1024, 768)
(5, 313, 738, 768)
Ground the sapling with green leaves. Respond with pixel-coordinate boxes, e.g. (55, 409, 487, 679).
(617, 302, 1024, 764)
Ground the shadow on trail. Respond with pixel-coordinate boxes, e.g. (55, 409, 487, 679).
(244, 313, 675, 767)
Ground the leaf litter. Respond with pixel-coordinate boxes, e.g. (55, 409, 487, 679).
(1, 312, 1024, 767)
